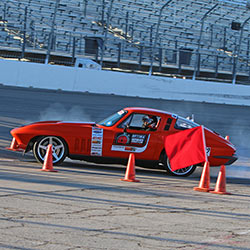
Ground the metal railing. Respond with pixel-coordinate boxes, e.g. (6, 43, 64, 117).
(1, 0, 250, 84)
(1, 24, 249, 82)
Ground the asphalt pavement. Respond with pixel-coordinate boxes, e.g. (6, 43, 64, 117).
(1, 85, 250, 250)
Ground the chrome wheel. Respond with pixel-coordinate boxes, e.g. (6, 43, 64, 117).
(33, 136, 67, 165)
(162, 154, 196, 177)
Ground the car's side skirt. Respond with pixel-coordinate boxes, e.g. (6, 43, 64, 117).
(68, 154, 159, 168)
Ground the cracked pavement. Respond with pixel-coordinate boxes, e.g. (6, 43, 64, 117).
(1, 85, 250, 249)
(0, 154, 250, 250)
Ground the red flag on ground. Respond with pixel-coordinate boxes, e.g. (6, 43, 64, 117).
(164, 126, 207, 171)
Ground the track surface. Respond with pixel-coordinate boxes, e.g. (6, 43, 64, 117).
(1, 85, 250, 249)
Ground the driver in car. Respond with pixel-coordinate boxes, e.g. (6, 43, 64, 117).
(142, 115, 157, 131)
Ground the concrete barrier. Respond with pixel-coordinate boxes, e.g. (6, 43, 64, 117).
(1, 59, 250, 106)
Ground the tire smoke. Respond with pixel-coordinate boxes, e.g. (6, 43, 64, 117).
(39, 103, 92, 122)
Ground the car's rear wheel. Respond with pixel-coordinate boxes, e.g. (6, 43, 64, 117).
(162, 153, 196, 177)
(33, 136, 68, 165)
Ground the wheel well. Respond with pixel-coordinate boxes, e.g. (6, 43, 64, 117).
(159, 149, 166, 163)
(25, 136, 42, 153)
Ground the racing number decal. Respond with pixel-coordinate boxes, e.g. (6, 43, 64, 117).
(91, 127, 103, 156)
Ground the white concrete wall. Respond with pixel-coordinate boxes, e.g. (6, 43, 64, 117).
(1, 59, 250, 106)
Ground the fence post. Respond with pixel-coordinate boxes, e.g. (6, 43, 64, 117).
(83, 0, 88, 17)
(117, 42, 121, 67)
(72, 37, 76, 64)
(232, 56, 237, 82)
(100, 0, 114, 67)
(125, 12, 129, 39)
(21, 7, 28, 59)
(101, 0, 105, 26)
(197, 53, 201, 76)
(45, 0, 60, 64)
(215, 55, 219, 78)
(149, 0, 174, 76)
(150, 25, 154, 46)
(178, 48, 182, 74)
(232, 16, 250, 84)
(130, 23, 134, 40)
(192, 4, 218, 80)
(138, 45, 143, 70)
(159, 48, 162, 72)
(3, 3, 7, 20)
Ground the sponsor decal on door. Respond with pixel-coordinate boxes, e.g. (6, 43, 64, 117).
(91, 127, 103, 156)
(112, 133, 150, 153)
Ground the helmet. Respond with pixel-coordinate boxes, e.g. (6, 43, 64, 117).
(142, 115, 157, 129)
(142, 116, 151, 124)
(149, 115, 157, 124)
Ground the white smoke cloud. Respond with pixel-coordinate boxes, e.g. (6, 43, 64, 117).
(226, 166, 250, 179)
(39, 103, 92, 122)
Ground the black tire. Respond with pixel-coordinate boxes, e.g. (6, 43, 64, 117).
(162, 153, 196, 177)
(33, 136, 68, 165)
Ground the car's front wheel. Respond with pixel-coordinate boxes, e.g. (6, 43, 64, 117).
(162, 153, 196, 177)
(33, 136, 68, 165)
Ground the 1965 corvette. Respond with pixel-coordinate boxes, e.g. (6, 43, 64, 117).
(8, 107, 237, 176)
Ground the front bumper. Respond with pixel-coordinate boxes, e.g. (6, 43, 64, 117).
(213, 154, 238, 165)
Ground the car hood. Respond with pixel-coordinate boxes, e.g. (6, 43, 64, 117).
(11, 120, 97, 135)
(204, 127, 236, 152)
(30, 121, 96, 125)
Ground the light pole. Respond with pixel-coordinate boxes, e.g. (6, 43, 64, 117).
(232, 16, 250, 84)
(100, 0, 114, 68)
(148, 0, 174, 76)
(192, 3, 218, 80)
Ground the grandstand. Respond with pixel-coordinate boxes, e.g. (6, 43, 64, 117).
(1, 0, 250, 84)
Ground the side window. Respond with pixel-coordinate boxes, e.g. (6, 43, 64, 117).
(118, 113, 160, 131)
(174, 117, 199, 130)
(130, 114, 145, 128)
(164, 118, 173, 131)
(118, 115, 132, 128)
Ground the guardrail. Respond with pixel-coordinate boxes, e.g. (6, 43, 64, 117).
(1, 58, 250, 106)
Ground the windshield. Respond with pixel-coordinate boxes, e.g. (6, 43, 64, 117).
(98, 110, 128, 127)
(174, 116, 199, 130)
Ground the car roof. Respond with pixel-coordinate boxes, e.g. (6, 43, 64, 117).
(124, 107, 174, 117)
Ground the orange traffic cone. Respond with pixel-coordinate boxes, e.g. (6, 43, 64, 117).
(6, 138, 18, 150)
(193, 161, 213, 192)
(121, 153, 140, 182)
(210, 165, 231, 195)
(40, 144, 58, 172)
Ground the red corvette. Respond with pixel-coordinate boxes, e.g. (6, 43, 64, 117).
(8, 107, 237, 176)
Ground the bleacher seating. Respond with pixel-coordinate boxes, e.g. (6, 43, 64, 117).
(1, 0, 250, 82)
